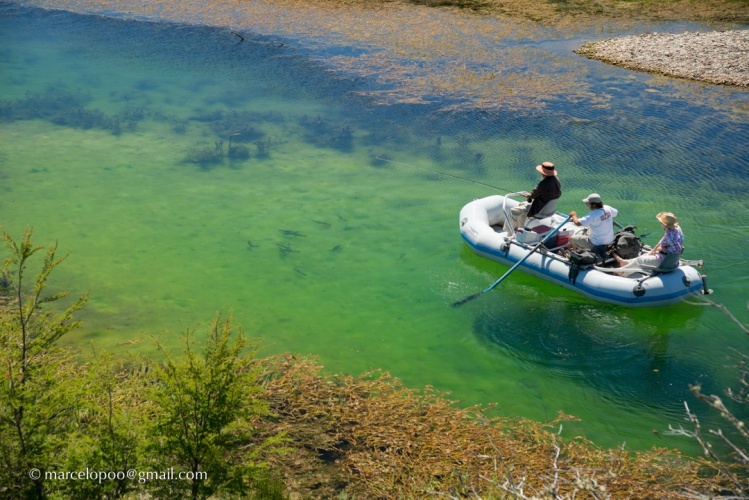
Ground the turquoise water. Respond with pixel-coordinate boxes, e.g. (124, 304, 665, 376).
(1, 2, 748, 454)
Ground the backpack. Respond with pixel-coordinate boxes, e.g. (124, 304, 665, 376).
(568, 250, 599, 267)
(567, 250, 599, 285)
(613, 225, 643, 259)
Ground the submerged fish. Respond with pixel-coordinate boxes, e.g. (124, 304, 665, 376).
(277, 242, 300, 257)
(280, 229, 306, 237)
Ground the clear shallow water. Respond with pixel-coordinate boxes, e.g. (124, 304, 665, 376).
(1, 2, 748, 454)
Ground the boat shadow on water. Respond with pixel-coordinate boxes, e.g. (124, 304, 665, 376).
(472, 299, 714, 413)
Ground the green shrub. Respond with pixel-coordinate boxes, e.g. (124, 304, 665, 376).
(0, 228, 87, 497)
(146, 313, 288, 499)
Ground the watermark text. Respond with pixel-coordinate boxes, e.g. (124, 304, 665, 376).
(28, 467, 207, 484)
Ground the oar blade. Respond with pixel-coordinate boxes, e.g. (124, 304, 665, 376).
(451, 292, 482, 308)
(451, 214, 573, 309)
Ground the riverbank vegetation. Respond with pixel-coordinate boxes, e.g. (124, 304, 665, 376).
(286, 0, 749, 25)
(438, 0, 749, 24)
(2, 229, 747, 498)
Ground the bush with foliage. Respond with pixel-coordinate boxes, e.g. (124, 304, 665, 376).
(147, 313, 288, 498)
(0, 228, 88, 498)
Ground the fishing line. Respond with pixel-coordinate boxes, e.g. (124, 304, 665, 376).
(373, 156, 516, 193)
(686, 296, 749, 335)
(375, 156, 649, 238)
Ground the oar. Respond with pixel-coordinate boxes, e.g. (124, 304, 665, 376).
(452, 215, 572, 308)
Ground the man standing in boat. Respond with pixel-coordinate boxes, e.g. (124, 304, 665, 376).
(568, 193, 619, 258)
(503, 161, 561, 233)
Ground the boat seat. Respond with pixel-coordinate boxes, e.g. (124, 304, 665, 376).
(652, 251, 682, 274)
(529, 198, 559, 220)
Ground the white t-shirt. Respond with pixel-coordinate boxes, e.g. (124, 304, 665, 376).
(579, 205, 619, 246)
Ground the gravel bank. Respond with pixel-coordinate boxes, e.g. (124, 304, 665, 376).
(577, 30, 749, 87)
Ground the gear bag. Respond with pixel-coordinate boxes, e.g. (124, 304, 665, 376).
(568, 250, 598, 267)
(567, 250, 599, 285)
(613, 225, 642, 259)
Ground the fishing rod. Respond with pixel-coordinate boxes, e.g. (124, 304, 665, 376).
(373, 157, 515, 193)
(377, 156, 654, 241)
(376, 156, 652, 232)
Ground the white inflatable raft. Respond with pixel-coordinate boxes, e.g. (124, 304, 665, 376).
(459, 194, 709, 308)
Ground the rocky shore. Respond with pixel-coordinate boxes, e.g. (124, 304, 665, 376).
(577, 29, 749, 87)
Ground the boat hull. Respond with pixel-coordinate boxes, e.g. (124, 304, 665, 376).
(459, 195, 704, 308)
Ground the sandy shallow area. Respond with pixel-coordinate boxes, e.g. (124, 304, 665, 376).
(578, 29, 749, 87)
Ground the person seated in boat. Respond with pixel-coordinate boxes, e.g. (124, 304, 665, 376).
(568, 193, 619, 259)
(614, 212, 684, 276)
(502, 161, 561, 234)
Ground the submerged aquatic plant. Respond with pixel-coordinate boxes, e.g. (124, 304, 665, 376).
(0, 89, 141, 135)
(227, 133, 251, 160)
(298, 114, 355, 152)
(255, 138, 272, 158)
(182, 140, 225, 169)
(228, 143, 251, 160)
(192, 110, 267, 142)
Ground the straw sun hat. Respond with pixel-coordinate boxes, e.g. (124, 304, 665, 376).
(656, 212, 679, 228)
(535, 161, 557, 176)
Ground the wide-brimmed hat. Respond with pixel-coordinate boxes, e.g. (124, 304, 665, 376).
(656, 212, 679, 228)
(535, 161, 557, 176)
(582, 193, 602, 204)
